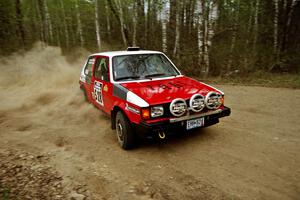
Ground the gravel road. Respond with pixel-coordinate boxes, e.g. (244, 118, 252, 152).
(1, 46, 299, 199)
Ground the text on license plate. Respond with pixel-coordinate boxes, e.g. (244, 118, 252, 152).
(186, 117, 205, 130)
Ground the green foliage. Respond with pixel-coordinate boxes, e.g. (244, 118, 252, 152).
(208, 71, 300, 89)
(0, 185, 10, 200)
(0, 1, 19, 54)
(0, 0, 299, 77)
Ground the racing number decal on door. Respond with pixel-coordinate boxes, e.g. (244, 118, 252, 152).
(94, 81, 103, 106)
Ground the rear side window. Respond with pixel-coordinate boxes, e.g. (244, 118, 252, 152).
(84, 57, 95, 84)
(84, 57, 95, 75)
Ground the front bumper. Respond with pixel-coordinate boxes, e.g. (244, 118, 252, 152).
(133, 106, 231, 137)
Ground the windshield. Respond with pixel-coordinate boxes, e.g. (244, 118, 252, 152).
(112, 54, 180, 81)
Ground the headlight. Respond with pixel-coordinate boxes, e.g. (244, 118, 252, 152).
(205, 92, 222, 109)
(189, 94, 205, 112)
(151, 106, 164, 118)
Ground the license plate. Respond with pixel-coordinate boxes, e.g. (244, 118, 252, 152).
(186, 117, 205, 130)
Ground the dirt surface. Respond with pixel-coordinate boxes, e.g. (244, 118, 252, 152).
(1, 45, 300, 200)
(0, 150, 67, 200)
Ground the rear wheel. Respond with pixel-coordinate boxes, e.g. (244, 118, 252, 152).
(115, 111, 136, 149)
(80, 86, 88, 102)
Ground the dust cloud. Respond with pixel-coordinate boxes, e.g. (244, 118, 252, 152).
(1, 44, 300, 200)
(0, 43, 102, 135)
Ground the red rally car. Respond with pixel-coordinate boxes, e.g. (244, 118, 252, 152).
(79, 47, 231, 149)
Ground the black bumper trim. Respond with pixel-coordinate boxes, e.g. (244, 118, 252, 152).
(133, 106, 231, 136)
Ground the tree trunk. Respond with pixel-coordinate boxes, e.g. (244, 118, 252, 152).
(136, 0, 145, 46)
(132, 1, 137, 46)
(208, 2, 217, 47)
(107, 0, 130, 47)
(43, 0, 53, 44)
(283, 0, 287, 11)
(116, 0, 128, 47)
(200, 0, 209, 78)
(246, 2, 253, 46)
(273, 0, 279, 61)
(252, 0, 259, 52)
(75, 0, 84, 48)
(160, 2, 168, 52)
(31, 0, 43, 41)
(105, 0, 111, 40)
(15, 0, 25, 48)
(95, 0, 102, 51)
(55, 27, 61, 47)
(281, 0, 297, 53)
(145, 0, 151, 47)
(188, 0, 196, 34)
(173, 0, 181, 58)
(227, 0, 240, 73)
(161, 17, 167, 52)
(243, 2, 254, 72)
(197, 1, 203, 71)
(60, 0, 69, 49)
(37, 0, 46, 44)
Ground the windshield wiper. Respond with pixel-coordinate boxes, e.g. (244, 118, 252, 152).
(115, 75, 140, 81)
(145, 73, 166, 78)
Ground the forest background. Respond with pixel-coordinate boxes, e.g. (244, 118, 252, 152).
(0, 0, 299, 87)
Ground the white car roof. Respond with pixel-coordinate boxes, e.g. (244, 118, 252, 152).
(90, 50, 163, 57)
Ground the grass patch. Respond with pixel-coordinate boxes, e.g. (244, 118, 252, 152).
(0, 186, 10, 200)
(200, 72, 300, 89)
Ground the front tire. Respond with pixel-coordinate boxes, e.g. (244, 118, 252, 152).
(115, 111, 136, 149)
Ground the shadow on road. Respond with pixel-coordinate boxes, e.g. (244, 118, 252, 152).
(137, 127, 217, 150)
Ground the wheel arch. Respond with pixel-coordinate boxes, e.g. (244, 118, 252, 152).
(111, 106, 127, 130)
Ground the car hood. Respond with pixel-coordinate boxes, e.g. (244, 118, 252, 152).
(121, 76, 222, 105)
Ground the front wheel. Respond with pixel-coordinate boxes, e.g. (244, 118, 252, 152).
(115, 111, 136, 149)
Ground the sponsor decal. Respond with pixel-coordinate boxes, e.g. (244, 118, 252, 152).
(94, 81, 103, 106)
(103, 85, 108, 92)
(147, 81, 186, 91)
(125, 103, 140, 114)
(158, 84, 171, 90)
(147, 85, 155, 91)
(169, 82, 184, 88)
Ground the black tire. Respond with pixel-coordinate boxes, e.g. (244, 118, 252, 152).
(115, 111, 136, 149)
